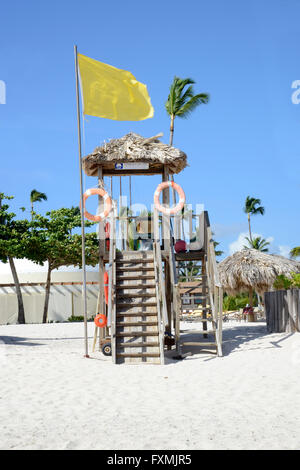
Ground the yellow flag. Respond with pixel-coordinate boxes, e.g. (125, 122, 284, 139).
(77, 53, 154, 121)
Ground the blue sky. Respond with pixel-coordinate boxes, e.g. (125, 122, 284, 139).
(1, 0, 300, 263)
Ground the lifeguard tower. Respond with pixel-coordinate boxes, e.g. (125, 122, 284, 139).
(82, 133, 223, 364)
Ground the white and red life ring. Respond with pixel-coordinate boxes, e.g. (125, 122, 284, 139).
(153, 181, 185, 215)
(81, 188, 112, 222)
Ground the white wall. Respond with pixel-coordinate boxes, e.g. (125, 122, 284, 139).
(0, 271, 100, 325)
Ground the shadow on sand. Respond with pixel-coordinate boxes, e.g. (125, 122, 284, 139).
(0, 336, 45, 347)
(166, 320, 293, 362)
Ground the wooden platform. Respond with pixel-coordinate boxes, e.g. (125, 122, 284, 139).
(175, 250, 205, 261)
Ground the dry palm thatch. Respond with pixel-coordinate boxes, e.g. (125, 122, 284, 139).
(82, 132, 188, 176)
(218, 249, 300, 296)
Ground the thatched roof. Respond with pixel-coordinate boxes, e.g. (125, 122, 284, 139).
(218, 249, 300, 296)
(82, 132, 188, 177)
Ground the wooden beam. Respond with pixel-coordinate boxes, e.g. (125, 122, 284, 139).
(98, 167, 106, 345)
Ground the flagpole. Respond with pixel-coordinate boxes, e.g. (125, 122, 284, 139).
(74, 44, 89, 358)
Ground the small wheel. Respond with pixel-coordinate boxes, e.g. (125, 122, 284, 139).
(102, 343, 112, 356)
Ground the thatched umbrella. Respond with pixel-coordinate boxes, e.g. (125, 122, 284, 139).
(218, 249, 300, 304)
(82, 132, 188, 177)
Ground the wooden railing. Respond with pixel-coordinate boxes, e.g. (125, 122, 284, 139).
(153, 244, 166, 364)
(168, 231, 181, 351)
(204, 212, 223, 356)
(111, 210, 206, 252)
(153, 208, 168, 328)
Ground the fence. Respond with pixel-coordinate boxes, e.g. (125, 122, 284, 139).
(264, 289, 300, 333)
(0, 282, 99, 324)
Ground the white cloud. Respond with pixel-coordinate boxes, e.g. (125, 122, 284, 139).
(229, 232, 274, 255)
(278, 245, 291, 258)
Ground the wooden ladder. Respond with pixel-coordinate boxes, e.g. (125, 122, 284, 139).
(113, 251, 164, 364)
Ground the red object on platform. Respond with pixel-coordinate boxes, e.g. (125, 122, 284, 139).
(105, 222, 110, 239)
(175, 240, 187, 253)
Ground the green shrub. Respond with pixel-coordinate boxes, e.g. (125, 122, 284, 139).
(273, 272, 300, 290)
(290, 272, 300, 288)
(223, 292, 256, 311)
(68, 315, 94, 322)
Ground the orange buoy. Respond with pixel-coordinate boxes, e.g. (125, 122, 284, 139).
(94, 314, 107, 328)
(153, 181, 185, 215)
(80, 188, 112, 222)
(104, 271, 109, 305)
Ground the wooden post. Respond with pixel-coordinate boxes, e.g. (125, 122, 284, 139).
(165, 259, 172, 348)
(218, 287, 223, 355)
(162, 166, 172, 346)
(161, 166, 170, 253)
(98, 168, 106, 345)
(202, 255, 208, 338)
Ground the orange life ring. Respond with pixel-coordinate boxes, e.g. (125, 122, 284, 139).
(81, 188, 112, 222)
(104, 271, 109, 305)
(153, 181, 185, 215)
(94, 313, 107, 328)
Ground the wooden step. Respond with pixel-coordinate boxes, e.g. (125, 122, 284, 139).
(116, 331, 159, 337)
(180, 317, 214, 322)
(117, 293, 156, 298)
(181, 341, 217, 347)
(117, 341, 159, 348)
(117, 258, 154, 264)
(116, 266, 155, 272)
(117, 327, 159, 335)
(117, 305, 157, 313)
(180, 329, 216, 334)
(117, 291, 156, 298)
(116, 321, 158, 327)
(116, 275, 155, 281)
(117, 251, 153, 258)
(117, 312, 158, 318)
(116, 302, 157, 309)
(116, 352, 160, 358)
(116, 284, 156, 290)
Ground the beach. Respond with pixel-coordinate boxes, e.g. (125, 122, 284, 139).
(0, 320, 300, 450)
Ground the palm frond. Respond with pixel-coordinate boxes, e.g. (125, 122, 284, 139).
(244, 235, 270, 252)
(165, 76, 208, 119)
(243, 196, 264, 216)
(30, 190, 48, 203)
(290, 246, 300, 258)
(176, 93, 210, 118)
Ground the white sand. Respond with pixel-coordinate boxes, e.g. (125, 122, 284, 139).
(0, 320, 300, 450)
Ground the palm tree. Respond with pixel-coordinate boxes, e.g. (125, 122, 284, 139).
(290, 246, 300, 259)
(243, 196, 265, 242)
(166, 77, 209, 147)
(30, 189, 47, 220)
(212, 237, 224, 258)
(166, 77, 209, 204)
(178, 260, 201, 282)
(244, 236, 270, 252)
